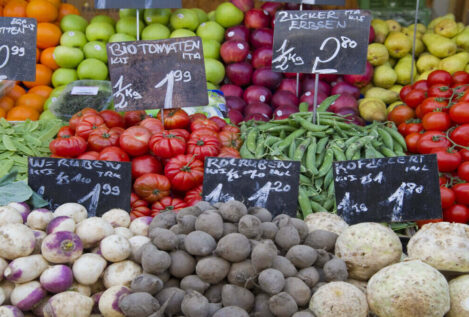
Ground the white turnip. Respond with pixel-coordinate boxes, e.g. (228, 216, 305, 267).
(0, 206, 23, 225)
(114, 227, 133, 239)
(8, 202, 31, 223)
(45, 216, 75, 234)
(0, 305, 24, 317)
(41, 231, 83, 264)
(32, 230, 47, 254)
(99, 285, 131, 317)
(26, 208, 54, 230)
(0, 257, 8, 281)
(75, 217, 114, 248)
(53, 203, 87, 223)
(103, 260, 142, 288)
(100, 234, 131, 262)
(0, 223, 36, 260)
(1, 280, 14, 304)
(68, 282, 91, 296)
(40, 265, 74, 293)
(10, 281, 46, 311)
(72, 253, 107, 286)
(43, 291, 93, 317)
(4, 254, 49, 283)
(128, 235, 151, 262)
(129, 216, 152, 236)
(102, 208, 131, 228)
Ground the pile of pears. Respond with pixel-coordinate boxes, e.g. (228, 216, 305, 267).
(367, 14, 469, 98)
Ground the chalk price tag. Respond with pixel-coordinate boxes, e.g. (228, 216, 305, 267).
(107, 37, 208, 112)
(0, 17, 37, 82)
(271, 10, 370, 74)
(95, 0, 181, 9)
(202, 158, 301, 218)
(28, 157, 132, 217)
(333, 154, 442, 224)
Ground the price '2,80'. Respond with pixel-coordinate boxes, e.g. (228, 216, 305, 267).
(0, 45, 25, 70)
(312, 36, 357, 74)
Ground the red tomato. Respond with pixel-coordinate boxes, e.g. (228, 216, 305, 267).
(452, 71, 469, 85)
(218, 130, 242, 150)
(149, 130, 187, 158)
(450, 124, 469, 147)
(133, 173, 171, 203)
(130, 207, 152, 219)
(187, 135, 221, 161)
(460, 149, 469, 162)
(184, 184, 203, 206)
(157, 109, 190, 130)
(440, 176, 449, 186)
(49, 136, 87, 158)
(132, 199, 148, 209)
(164, 154, 204, 192)
(171, 128, 190, 141)
(458, 161, 469, 182)
(191, 128, 218, 139)
(420, 97, 448, 117)
(405, 123, 424, 135)
(151, 197, 187, 215)
(412, 80, 428, 91)
(403, 89, 426, 108)
(222, 125, 241, 134)
(405, 132, 421, 153)
(57, 126, 74, 138)
(124, 110, 148, 128)
(422, 111, 452, 131)
(453, 183, 469, 205)
(443, 204, 469, 223)
(431, 148, 462, 172)
(415, 105, 423, 119)
(69, 108, 99, 131)
(398, 122, 407, 136)
(209, 117, 228, 130)
(87, 127, 121, 152)
(77, 151, 100, 160)
(191, 119, 220, 132)
(119, 126, 152, 156)
(130, 192, 140, 206)
(428, 84, 452, 98)
(416, 131, 450, 154)
(189, 113, 207, 123)
(98, 146, 130, 162)
(218, 147, 241, 158)
(388, 105, 415, 126)
(139, 118, 164, 135)
(449, 101, 469, 124)
(399, 85, 413, 101)
(459, 89, 469, 102)
(416, 219, 443, 228)
(75, 114, 106, 140)
(131, 155, 162, 179)
(428, 70, 453, 87)
(99, 110, 125, 128)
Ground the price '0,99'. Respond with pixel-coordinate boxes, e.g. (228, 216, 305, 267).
(312, 36, 357, 74)
(0, 45, 25, 70)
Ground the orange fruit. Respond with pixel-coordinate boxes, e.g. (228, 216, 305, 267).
(0, 5, 4, 16)
(45, 0, 60, 8)
(6, 106, 39, 121)
(0, 108, 6, 119)
(16, 93, 45, 112)
(0, 96, 14, 112)
(3, 0, 27, 17)
(58, 3, 79, 20)
(28, 85, 53, 98)
(36, 47, 40, 62)
(36, 22, 61, 49)
(6, 84, 26, 101)
(23, 64, 52, 88)
(26, 0, 58, 22)
(40, 47, 58, 70)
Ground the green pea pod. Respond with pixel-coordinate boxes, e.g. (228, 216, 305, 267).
(305, 139, 318, 175)
(255, 135, 265, 158)
(299, 102, 309, 113)
(294, 117, 329, 132)
(265, 136, 280, 148)
(377, 127, 394, 149)
(240, 142, 255, 159)
(288, 139, 297, 159)
(318, 118, 353, 130)
(298, 187, 313, 217)
(311, 200, 328, 213)
(311, 192, 327, 203)
(324, 168, 334, 189)
(393, 140, 404, 153)
(316, 151, 326, 170)
(316, 137, 329, 154)
(317, 95, 341, 112)
(2, 135, 17, 152)
(300, 174, 313, 185)
(384, 125, 407, 151)
(332, 145, 346, 161)
(294, 138, 311, 162)
(327, 181, 335, 196)
(380, 146, 397, 157)
(352, 151, 361, 160)
(344, 135, 360, 147)
(345, 136, 374, 160)
(314, 176, 324, 190)
(246, 129, 258, 153)
(0, 160, 14, 179)
(277, 129, 306, 152)
(365, 143, 385, 159)
(323, 197, 334, 211)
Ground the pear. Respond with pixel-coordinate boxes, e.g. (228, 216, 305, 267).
(386, 19, 401, 32)
(457, 23, 465, 34)
(403, 28, 422, 40)
(373, 63, 397, 88)
(414, 38, 425, 56)
(360, 83, 374, 96)
(385, 32, 412, 58)
(429, 13, 455, 30)
(365, 87, 400, 104)
(434, 18, 459, 38)
(466, 64, 469, 73)
(408, 23, 427, 34)
(454, 28, 469, 51)
(359, 98, 387, 121)
(390, 85, 403, 94)
(439, 52, 469, 74)
(388, 57, 397, 67)
(371, 19, 389, 43)
(417, 70, 432, 81)
(422, 33, 457, 58)
(367, 43, 389, 66)
(394, 55, 418, 85)
(417, 53, 441, 73)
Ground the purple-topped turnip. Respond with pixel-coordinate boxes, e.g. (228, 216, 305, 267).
(46, 216, 75, 234)
(10, 281, 46, 311)
(41, 231, 83, 264)
(27, 208, 53, 231)
(0, 305, 24, 317)
(7, 202, 30, 223)
(0, 223, 35, 260)
(0, 206, 23, 226)
(4, 255, 48, 283)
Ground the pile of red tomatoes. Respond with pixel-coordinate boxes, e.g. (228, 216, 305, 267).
(388, 70, 469, 224)
(48, 108, 242, 219)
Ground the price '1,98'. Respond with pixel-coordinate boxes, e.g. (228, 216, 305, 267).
(312, 36, 357, 74)
(0, 45, 25, 70)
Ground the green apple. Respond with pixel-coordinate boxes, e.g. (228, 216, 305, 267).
(50, 85, 67, 98)
(39, 110, 57, 120)
(208, 11, 216, 21)
(60, 31, 87, 48)
(60, 14, 88, 33)
(206, 82, 218, 90)
(116, 17, 144, 38)
(90, 15, 115, 26)
(143, 8, 171, 25)
(52, 68, 78, 88)
(83, 41, 107, 63)
(192, 8, 208, 24)
(108, 33, 136, 42)
(53, 46, 84, 68)
(77, 59, 108, 80)
(142, 23, 170, 40)
(197, 21, 225, 43)
(170, 9, 199, 31)
(202, 39, 220, 59)
(215, 3, 244, 28)
(170, 29, 196, 38)
(204, 58, 225, 85)
(86, 22, 115, 42)
(119, 9, 137, 18)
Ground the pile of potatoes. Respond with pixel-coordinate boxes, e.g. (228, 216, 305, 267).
(120, 200, 353, 317)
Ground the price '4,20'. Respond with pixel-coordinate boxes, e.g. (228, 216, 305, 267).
(312, 36, 357, 74)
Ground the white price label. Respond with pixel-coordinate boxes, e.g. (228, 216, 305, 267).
(71, 86, 99, 96)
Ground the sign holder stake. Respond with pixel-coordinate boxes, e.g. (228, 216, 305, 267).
(295, 3, 304, 98)
(136, 9, 140, 41)
(410, 0, 420, 85)
(313, 73, 320, 124)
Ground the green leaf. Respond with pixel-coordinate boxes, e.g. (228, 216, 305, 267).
(2, 135, 17, 152)
(0, 171, 17, 186)
(0, 182, 33, 205)
(27, 191, 49, 209)
(317, 94, 340, 112)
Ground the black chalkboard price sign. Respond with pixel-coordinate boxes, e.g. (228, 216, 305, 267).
(202, 157, 301, 217)
(107, 37, 208, 112)
(0, 17, 37, 82)
(271, 10, 370, 74)
(28, 157, 132, 217)
(333, 154, 442, 224)
(95, 0, 181, 9)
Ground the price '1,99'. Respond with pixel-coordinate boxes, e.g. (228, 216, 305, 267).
(0, 45, 25, 70)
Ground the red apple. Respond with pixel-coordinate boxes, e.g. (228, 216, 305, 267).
(221, 84, 243, 98)
(228, 109, 244, 125)
(231, 0, 254, 12)
(225, 25, 250, 43)
(278, 78, 299, 96)
(284, 3, 300, 10)
(244, 113, 270, 122)
(273, 104, 298, 120)
(331, 81, 361, 99)
(328, 93, 358, 113)
(250, 28, 273, 49)
(300, 90, 328, 109)
(343, 61, 373, 88)
(369, 25, 375, 43)
(252, 67, 282, 90)
(220, 40, 250, 64)
(319, 74, 339, 83)
(243, 85, 272, 104)
(226, 62, 253, 87)
(302, 78, 331, 96)
(251, 47, 273, 69)
(284, 72, 305, 80)
(261, 2, 283, 17)
(244, 102, 273, 118)
(272, 90, 299, 109)
(225, 96, 247, 112)
(244, 9, 271, 29)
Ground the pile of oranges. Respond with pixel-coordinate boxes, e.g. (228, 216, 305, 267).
(0, 0, 80, 121)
